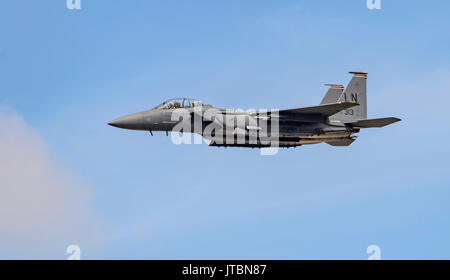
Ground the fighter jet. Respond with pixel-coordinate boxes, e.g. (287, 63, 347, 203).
(108, 72, 400, 148)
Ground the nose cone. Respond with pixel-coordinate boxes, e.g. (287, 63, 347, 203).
(108, 112, 145, 130)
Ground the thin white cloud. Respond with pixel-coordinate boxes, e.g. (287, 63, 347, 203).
(0, 111, 105, 259)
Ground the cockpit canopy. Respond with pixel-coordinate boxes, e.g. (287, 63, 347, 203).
(153, 98, 205, 110)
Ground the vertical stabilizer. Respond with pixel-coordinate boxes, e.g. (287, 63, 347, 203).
(321, 84, 344, 105)
(330, 72, 367, 122)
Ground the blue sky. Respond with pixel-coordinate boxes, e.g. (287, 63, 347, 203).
(0, 0, 449, 259)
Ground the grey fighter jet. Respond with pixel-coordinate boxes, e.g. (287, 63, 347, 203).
(108, 72, 401, 148)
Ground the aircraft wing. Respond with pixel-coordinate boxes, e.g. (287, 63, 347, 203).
(277, 101, 358, 117)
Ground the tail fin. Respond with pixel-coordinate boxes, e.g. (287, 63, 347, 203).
(330, 72, 367, 122)
(320, 84, 344, 105)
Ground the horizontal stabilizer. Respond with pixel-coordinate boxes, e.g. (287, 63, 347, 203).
(346, 117, 401, 128)
(326, 138, 355, 146)
(280, 102, 358, 117)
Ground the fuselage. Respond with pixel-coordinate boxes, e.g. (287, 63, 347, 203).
(108, 98, 356, 148)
